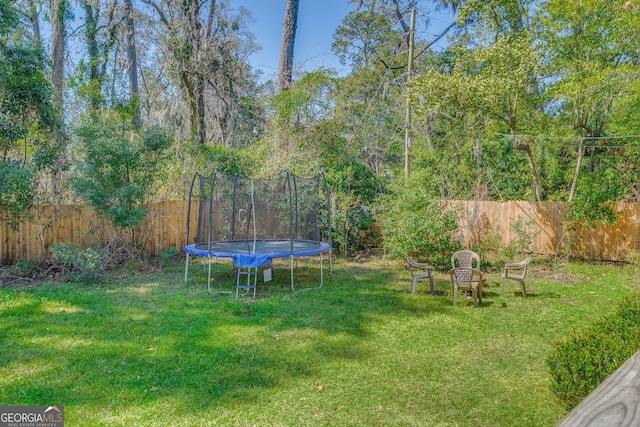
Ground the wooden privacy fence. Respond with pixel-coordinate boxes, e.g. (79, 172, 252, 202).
(2, 200, 640, 264)
(454, 200, 640, 261)
(0, 201, 196, 265)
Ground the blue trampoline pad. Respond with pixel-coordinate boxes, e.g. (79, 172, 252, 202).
(184, 239, 331, 268)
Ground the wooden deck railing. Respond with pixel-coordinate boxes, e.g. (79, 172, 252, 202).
(557, 351, 640, 426)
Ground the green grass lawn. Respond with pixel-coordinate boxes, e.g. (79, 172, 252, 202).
(1, 256, 638, 426)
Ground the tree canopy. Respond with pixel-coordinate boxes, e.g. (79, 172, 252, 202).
(1, 0, 639, 241)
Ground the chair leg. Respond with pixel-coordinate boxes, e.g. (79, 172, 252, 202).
(503, 278, 527, 297)
(452, 285, 457, 306)
(411, 277, 418, 294)
(429, 277, 435, 296)
(472, 288, 478, 307)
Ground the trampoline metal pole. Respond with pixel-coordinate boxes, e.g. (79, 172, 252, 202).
(207, 255, 212, 292)
(251, 178, 257, 253)
(329, 249, 333, 278)
(320, 252, 324, 288)
(184, 253, 190, 284)
(184, 173, 198, 286)
(290, 255, 295, 293)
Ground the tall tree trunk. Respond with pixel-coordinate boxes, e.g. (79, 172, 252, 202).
(196, 77, 206, 145)
(124, 0, 140, 126)
(568, 138, 584, 202)
(508, 105, 542, 202)
(181, 72, 199, 144)
(48, 0, 67, 203)
(277, 0, 299, 93)
(83, 0, 101, 109)
(523, 146, 542, 202)
(512, 136, 542, 202)
(28, 0, 42, 48)
(50, 0, 65, 108)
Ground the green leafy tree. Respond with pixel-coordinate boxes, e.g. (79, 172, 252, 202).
(410, 33, 545, 200)
(326, 162, 382, 253)
(71, 111, 172, 228)
(539, 0, 640, 224)
(0, 160, 34, 225)
(378, 172, 461, 268)
(0, 0, 62, 224)
(140, 0, 260, 147)
(334, 67, 405, 176)
(332, 8, 402, 70)
(254, 70, 340, 174)
(332, 14, 406, 175)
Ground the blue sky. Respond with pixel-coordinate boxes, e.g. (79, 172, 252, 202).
(228, 0, 458, 80)
(229, 0, 353, 80)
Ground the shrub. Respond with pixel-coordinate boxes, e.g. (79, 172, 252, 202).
(377, 184, 460, 269)
(504, 216, 534, 260)
(72, 111, 172, 229)
(626, 249, 640, 269)
(332, 203, 381, 253)
(326, 162, 382, 254)
(11, 259, 39, 276)
(547, 293, 640, 411)
(0, 160, 34, 226)
(192, 144, 253, 176)
(50, 242, 105, 282)
(160, 247, 181, 267)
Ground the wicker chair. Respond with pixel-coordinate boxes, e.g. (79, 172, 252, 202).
(451, 250, 481, 270)
(448, 250, 486, 307)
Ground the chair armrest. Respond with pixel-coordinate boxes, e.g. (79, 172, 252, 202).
(504, 257, 531, 269)
(447, 267, 484, 279)
(448, 267, 485, 288)
(406, 257, 431, 270)
(503, 258, 531, 280)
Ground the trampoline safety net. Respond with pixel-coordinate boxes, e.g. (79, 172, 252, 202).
(183, 169, 332, 296)
(185, 170, 331, 250)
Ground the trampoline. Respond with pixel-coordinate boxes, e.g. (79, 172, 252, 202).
(183, 170, 332, 296)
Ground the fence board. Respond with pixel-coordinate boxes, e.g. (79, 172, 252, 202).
(1, 200, 640, 264)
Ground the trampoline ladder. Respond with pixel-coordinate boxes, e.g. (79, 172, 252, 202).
(236, 267, 258, 298)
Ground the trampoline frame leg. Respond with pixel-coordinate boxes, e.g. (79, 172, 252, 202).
(290, 255, 295, 293)
(329, 250, 333, 278)
(184, 253, 190, 284)
(320, 252, 324, 288)
(185, 247, 332, 296)
(290, 251, 329, 294)
(207, 255, 213, 293)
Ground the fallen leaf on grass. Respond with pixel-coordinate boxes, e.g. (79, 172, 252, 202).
(315, 382, 324, 392)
